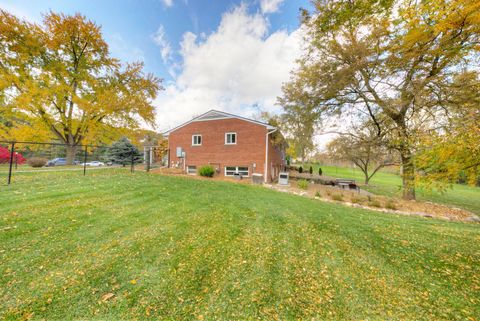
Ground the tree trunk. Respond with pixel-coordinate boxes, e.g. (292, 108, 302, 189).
(400, 151, 416, 200)
(66, 144, 77, 165)
(359, 167, 370, 185)
(364, 174, 370, 185)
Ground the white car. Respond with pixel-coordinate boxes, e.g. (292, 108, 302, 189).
(82, 161, 105, 167)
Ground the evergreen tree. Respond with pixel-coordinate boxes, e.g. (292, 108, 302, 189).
(107, 137, 143, 166)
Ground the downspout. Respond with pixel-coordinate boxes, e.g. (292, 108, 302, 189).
(264, 128, 277, 183)
(167, 148, 170, 168)
(167, 135, 170, 168)
(183, 152, 186, 172)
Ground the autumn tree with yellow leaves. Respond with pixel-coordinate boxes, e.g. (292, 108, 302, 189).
(280, 0, 480, 199)
(415, 72, 480, 188)
(0, 11, 162, 164)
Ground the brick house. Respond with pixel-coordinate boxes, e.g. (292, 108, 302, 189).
(164, 110, 286, 182)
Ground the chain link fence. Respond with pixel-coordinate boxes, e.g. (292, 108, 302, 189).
(0, 140, 166, 185)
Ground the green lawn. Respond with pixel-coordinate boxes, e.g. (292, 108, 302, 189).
(303, 164, 480, 215)
(1, 170, 479, 320)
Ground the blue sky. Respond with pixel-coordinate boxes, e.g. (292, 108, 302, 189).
(1, 0, 312, 131)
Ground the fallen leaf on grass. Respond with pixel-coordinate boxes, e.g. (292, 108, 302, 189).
(100, 292, 115, 302)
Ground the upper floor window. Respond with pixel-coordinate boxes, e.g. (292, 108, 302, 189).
(225, 132, 237, 145)
(192, 134, 202, 146)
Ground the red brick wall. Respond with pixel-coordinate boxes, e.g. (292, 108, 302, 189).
(268, 138, 286, 181)
(167, 118, 285, 181)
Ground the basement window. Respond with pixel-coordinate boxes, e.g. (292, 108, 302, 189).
(187, 166, 197, 175)
(225, 132, 236, 145)
(225, 166, 249, 177)
(192, 134, 202, 146)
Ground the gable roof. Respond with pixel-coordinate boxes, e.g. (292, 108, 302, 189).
(162, 109, 276, 136)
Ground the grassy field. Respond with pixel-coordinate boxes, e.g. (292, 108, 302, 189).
(302, 164, 480, 215)
(0, 170, 479, 320)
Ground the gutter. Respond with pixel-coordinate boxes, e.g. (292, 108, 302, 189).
(264, 128, 277, 183)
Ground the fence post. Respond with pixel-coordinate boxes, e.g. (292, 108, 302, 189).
(83, 145, 88, 176)
(7, 142, 15, 185)
(146, 148, 150, 172)
(130, 152, 134, 173)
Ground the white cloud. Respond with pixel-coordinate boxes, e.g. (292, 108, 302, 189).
(152, 25, 172, 63)
(260, 0, 284, 14)
(152, 25, 180, 78)
(154, 5, 303, 131)
(161, 0, 173, 7)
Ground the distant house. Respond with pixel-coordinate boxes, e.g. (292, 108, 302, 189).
(164, 110, 286, 182)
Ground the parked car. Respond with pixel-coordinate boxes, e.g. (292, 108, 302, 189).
(82, 161, 105, 167)
(46, 158, 67, 166)
(46, 158, 81, 166)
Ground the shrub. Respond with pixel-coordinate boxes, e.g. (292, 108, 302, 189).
(297, 179, 308, 190)
(332, 194, 343, 201)
(318, 167, 323, 176)
(351, 196, 364, 204)
(0, 147, 26, 165)
(368, 199, 382, 208)
(0, 147, 10, 164)
(14, 153, 26, 165)
(28, 157, 48, 168)
(385, 200, 398, 210)
(198, 165, 215, 177)
(298, 166, 303, 173)
(309, 166, 313, 174)
(315, 191, 321, 198)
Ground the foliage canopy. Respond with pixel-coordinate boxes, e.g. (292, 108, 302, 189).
(281, 0, 480, 199)
(0, 10, 162, 163)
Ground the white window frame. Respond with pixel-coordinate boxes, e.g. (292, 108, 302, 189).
(225, 132, 237, 145)
(224, 166, 249, 177)
(192, 134, 202, 146)
(187, 165, 197, 175)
